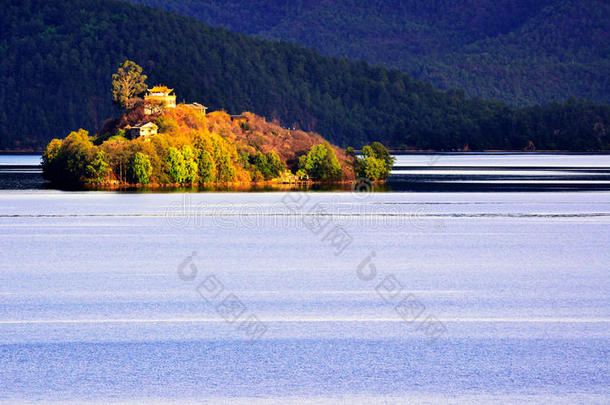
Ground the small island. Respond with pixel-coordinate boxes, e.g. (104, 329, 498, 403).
(42, 61, 394, 189)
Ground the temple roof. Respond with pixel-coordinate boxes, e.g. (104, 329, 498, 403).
(148, 85, 174, 94)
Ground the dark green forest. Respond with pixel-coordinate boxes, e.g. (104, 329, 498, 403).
(1, 0, 609, 151)
(129, 0, 610, 106)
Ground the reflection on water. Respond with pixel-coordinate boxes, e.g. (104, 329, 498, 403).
(3, 152, 610, 192)
(389, 153, 610, 191)
(0, 155, 43, 190)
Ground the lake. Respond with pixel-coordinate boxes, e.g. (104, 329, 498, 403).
(3, 152, 610, 191)
(0, 153, 609, 403)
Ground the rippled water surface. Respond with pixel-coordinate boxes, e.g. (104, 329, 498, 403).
(0, 154, 609, 403)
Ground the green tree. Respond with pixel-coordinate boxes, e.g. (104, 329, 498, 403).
(361, 156, 385, 180)
(212, 141, 237, 182)
(129, 152, 153, 184)
(299, 143, 342, 181)
(86, 150, 111, 184)
(295, 169, 308, 179)
(361, 145, 374, 159)
(181, 145, 199, 183)
(166, 147, 187, 183)
(266, 150, 284, 178)
(215, 152, 236, 182)
(62, 130, 97, 181)
(250, 151, 269, 179)
(198, 150, 217, 182)
(357, 142, 394, 180)
(112, 60, 148, 110)
(41, 129, 98, 185)
(369, 141, 395, 177)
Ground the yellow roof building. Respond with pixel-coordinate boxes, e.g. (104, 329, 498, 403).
(144, 85, 176, 113)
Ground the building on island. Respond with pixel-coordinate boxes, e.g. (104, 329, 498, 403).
(127, 122, 158, 140)
(230, 114, 248, 123)
(185, 102, 208, 115)
(144, 86, 176, 114)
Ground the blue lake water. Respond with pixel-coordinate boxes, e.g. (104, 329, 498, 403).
(0, 154, 609, 403)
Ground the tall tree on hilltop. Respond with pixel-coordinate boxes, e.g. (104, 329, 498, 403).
(112, 60, 148, 110)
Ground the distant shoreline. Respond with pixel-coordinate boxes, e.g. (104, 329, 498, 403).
(0, 150, 44, 155)
(386, 150, 610, 155)
(4, 150, 610, 156)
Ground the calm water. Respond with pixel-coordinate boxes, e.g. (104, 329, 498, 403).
(3, 153, 610, 191)
(0, 155, 43, 190)
(0, 154, 609, 403)
(390, 153, 610, 191)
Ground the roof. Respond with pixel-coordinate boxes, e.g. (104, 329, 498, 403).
(132, 122, 158, 129)
(148, 85, 174, 94)
(185, 102, 208, 109)
(230, 114, 248, 120)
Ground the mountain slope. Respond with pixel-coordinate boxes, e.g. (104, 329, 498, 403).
(1, 0, 609, 151)
(129, 0, 610, 106)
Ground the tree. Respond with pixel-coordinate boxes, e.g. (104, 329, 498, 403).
(41, 129, 97, 185)
(299, 143, 342, 181)
(369, 141, 395, 177)
(215, 152, 236, 182)
(166, 147, 187, 183)
(62, 129, 97, 179)
(4, 0, 610, 152)
(250, 151, 286, 180)
(361, 156, 385, 180)
(251, 151, 270, 179)
(102, 137, 130, 183)
(129, 152, 153, 184)
(181, 145, 199, 183)
(266, 150, 284, 178)
(41, 139, 63, 181)
(212, 141, 237, 182)
(295, 169, 308, 179)
(357, 142, 394, 180)
(112, 60, 148, 110)
(198, 150, 216, 182)
(86, 150, 111, 184)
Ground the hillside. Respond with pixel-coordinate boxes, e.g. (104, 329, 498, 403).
(43, 103, 358, 187)
(98, 104, 355, 178)
(1, 0, 610, 152)
(129, 0, 610, 106)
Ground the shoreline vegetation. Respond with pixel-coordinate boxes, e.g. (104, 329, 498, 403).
(41, 61, 394, 189)
(5, 149, 610, 156)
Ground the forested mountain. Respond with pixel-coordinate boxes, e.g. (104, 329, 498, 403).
(1, 0, 609, 151)
(129, 0, 610, 106)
